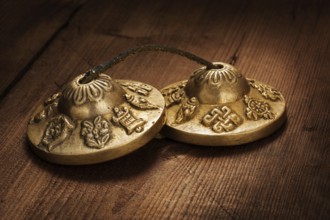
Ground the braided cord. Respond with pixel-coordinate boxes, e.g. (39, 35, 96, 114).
(80, 44, 216, 83)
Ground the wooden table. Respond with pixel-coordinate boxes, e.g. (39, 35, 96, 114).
(0, 0, 329, 219)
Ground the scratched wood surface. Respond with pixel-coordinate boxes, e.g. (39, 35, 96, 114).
(0, 0, 329, 219)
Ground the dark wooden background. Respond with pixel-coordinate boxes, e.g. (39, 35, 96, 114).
(0, 0, 329, 219)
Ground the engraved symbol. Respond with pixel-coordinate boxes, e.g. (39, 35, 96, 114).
(244, 95, 275, 120)
(44, 92, 62, 105)
(161, 82, 186, 108)
(29, 92, 62, 124)
(112, 106, 146, 135)
(249, 80, 282, 101)
(38, 114, 75, 151)
(120, 82, 152, 96)
(62, 74, 113, 105)
(125, 94, 159, 110)
(81, 116, 111, 149)
(202, 106, 242, 133)
(175, 97, 199, 124)
(191, 64, 242, 86)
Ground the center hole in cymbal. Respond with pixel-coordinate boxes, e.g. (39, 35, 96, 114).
(79, 71, 96, 84)
(214, 64, 224, 69)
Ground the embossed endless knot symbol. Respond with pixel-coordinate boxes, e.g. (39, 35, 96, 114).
(202, 106, 243, 133)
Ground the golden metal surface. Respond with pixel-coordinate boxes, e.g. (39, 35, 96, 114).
(161, 62, 286, 146)
(27, 73, 165, 165)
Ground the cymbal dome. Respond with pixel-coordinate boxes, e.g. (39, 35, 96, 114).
(184, 62, 250, 104)
(58, 73, 126, 120)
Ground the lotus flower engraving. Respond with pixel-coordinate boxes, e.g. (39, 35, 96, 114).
(192, 64, 242, 86)
(62, 74, 113, 105)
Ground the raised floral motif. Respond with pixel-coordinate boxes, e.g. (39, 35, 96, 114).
(81, 116, 111, 149)
(62, 73, 113, 105)
(191, 64, 242, 86)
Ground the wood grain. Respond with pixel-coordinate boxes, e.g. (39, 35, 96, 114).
(0, 0, 86, 99)
(0, 0, 329, 219)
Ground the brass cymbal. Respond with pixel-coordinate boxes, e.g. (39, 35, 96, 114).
(161, 62, 286, 146)
(27, 73, 165, 165)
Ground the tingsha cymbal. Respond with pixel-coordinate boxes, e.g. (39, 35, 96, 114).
(161, 62, 286, 146)
(27, 72, 165, 165)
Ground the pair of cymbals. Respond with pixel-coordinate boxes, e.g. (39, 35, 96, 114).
(27, 62, 286, 165)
